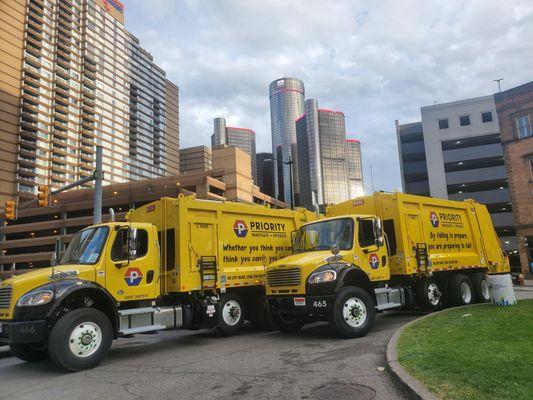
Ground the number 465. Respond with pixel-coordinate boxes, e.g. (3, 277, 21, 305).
(313, 300, 327, 308)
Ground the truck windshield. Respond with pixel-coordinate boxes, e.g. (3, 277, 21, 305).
(293, 218, 353, 253)
(59, 226, 109, 265)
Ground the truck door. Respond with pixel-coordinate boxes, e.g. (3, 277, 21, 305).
(105, 226, 159, 302)
(356, 218, 390, 281)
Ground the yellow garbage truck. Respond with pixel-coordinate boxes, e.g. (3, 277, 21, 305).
(265, 192, 508, 338)
(0, 196, 315, 371)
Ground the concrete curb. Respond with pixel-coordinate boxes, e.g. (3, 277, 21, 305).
(386, 303, 493, 400)
(386, 312, 440, 400)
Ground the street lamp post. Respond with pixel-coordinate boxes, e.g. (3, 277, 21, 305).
(283, 156, 294, 210)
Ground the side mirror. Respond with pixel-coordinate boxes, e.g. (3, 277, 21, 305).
(373, 219, 384, 247)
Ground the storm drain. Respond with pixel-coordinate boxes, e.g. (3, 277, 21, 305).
(310, 382, 375, 400)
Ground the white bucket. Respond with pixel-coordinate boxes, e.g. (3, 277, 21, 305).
(487, 274, 517, 306)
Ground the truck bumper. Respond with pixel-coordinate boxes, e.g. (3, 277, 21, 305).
(267, 295, 335, 315)
(0, 320, 47, 345)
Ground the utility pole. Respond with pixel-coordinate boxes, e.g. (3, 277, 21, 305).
(283, 156, 294, 209)
(93, 146, 103, 224)
(494, 78, 504, 93)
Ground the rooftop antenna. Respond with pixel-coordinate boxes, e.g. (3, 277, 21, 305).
(369, 164, 375, 194)
(494, 78, 504, 93)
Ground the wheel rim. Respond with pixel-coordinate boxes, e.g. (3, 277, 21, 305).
(69, 321, 102, 358)
(480, 278, 490, 300)
(222, 300, 241, 326)
(342, 297, 367, 328)
(460, 281, 472, 303)
(427, 283, 441, 306)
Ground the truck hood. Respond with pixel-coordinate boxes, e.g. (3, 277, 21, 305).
(268, 251, 337, 269)
(0, 265, 98, 320)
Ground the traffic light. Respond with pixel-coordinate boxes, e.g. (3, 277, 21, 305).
(38, 185, 50, 207)
(5, 200, 16, 220)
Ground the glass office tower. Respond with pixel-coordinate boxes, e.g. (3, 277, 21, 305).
(269, 77, 304, 205)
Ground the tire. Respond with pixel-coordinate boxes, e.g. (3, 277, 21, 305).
(470, 272, 490, 303)
(448, 274, 474, 306)
(330, 286, 375, 338)
(217, 293, 246, 335)
(9, 343, 48, 362)
(416, 277, 443, 310)
(48, 308, 113, 372)
(246, 295, 277, 331)
(271, 313, 306, 333)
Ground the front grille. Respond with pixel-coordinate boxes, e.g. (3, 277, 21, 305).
(0, 286, 12, 309)
(266, 267, 301, 287)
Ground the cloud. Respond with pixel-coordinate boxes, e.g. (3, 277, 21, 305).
(124, 0, 533, 192)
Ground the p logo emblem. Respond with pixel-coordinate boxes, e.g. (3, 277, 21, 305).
(430, 211, 439, 228)
(369, 253, 380, 269)
(233, 220, 248, 238)
(124, 267, 143, 286)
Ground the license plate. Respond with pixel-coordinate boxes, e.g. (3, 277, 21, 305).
(293, 297, 306, 306)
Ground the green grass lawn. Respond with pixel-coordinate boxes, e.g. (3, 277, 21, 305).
(398, 299, 533, 400)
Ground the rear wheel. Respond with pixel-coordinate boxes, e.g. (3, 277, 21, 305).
(217, 293, 246, 335)
(416, 277, 443, 310)
(9, 343, 48, 362)
(48, 308, 113, 372)
(470, 272, 490, 303)
(330, 286, 375, 338)
(449, 274, 474, 306)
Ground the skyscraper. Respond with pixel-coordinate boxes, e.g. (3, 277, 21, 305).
(346, 139, 364, 198)
(211, 117, 256, 181)
(256, 152, 274, 197)
(269, 77, 305, 205)
(0, 0, 179, 205)
(296, 99, 362, 209)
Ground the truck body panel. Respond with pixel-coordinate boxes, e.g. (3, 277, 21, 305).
(127, 196, 315, 295)
(326, 192, 507, 276)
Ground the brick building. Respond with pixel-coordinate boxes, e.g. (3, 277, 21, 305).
(495, 81, 533, 276)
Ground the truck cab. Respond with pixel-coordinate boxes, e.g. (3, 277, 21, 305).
(266, 214, 398, 338)
(0, 221, 163, 371)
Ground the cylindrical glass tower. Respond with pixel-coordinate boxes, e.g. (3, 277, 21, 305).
(269, 77, 305, 205)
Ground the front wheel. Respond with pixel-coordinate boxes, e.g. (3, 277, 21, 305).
(9, 343, 48, 362)
(48, 308, 113, 372)
(330, 287, 375, 338)
(217, 293, 246, 335)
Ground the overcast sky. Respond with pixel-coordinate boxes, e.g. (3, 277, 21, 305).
(124, 0, 533, 192)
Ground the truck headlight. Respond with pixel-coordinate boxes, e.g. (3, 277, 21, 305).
(308, 269, 337, 284)
(17, 290, 54, 307)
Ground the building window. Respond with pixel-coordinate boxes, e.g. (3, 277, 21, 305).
(529, 157, 533, 180)
(438, 118, 449, 129)
(516, 114, 533, 139)
(481, 111, 493, 123)
(459, 115, 471, 126)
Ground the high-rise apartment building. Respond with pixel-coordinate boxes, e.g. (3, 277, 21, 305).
(256, 152, 274, 197)
(495, 81, 533, 276)
(0, 0, 179, 206)
(396, 95, 517, 264)
(269, 77, 305, 205)
(346, 139, 364, 198)
(211, 117, 256, 181)
(296, 99, 362, 210)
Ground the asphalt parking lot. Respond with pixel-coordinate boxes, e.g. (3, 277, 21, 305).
(0, 310, 425, 400)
